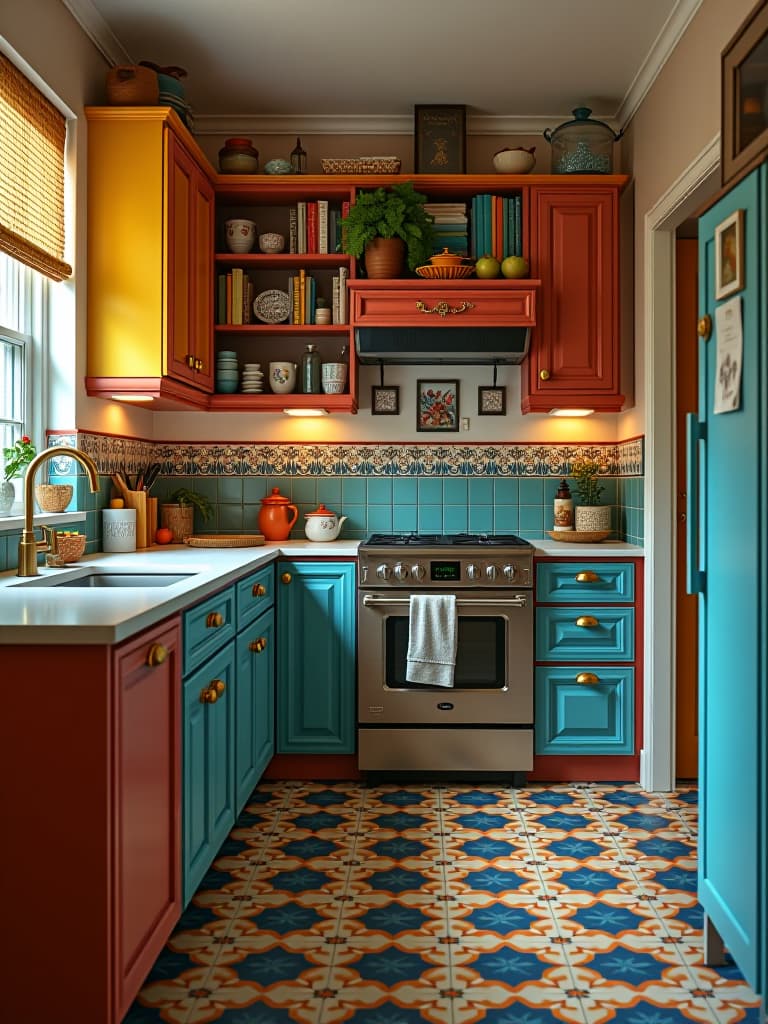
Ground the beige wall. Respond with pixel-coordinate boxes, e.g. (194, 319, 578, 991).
(619, 0, 755, 439)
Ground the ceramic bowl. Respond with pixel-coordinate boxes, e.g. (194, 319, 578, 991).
(215, 379, 239, 394)
(492, 147, 536, 174)
(225, 218, 257, 253)
(264, 158, 292, 175)
(259, 232, 285, 253)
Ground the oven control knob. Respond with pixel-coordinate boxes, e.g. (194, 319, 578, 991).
(393, 562, 409, 581)
(410, 563, 426, 581)
(376, 564, 392, 580)
(503, 563, 517, 582)
(466, 563, 480, 581)
(486, 564, 499, 581)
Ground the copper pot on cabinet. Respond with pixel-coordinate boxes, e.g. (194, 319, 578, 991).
(257, 487, 298, 541)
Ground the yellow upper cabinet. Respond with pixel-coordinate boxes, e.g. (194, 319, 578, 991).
(86, 108, 214, 407)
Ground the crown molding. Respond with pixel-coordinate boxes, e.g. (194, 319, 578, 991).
(60, 0, 132, 66)
(616, 0, 703, 129)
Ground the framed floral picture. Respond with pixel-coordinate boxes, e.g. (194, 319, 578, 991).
(371, 385, 400, 415)
(417, 379, 460, 432)
(478, 386, 506, 415)
(715, 208, 745, 299)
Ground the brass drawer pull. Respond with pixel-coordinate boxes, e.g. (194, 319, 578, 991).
(539, 369, 550, 381)
(249, 637, 267, 653)
(145, 643, 168, 667)
(575, 615, 599, 628)
(575, 571, 599, 583)
(252, 583, 267, 597)
(206, 611, 224, 628)
(200, 686, 218, 704)
(415, 299, 474, 317)
(281, 572, 292, 585)
(212, 679, 226, 695)
(576, 672, 600, 685)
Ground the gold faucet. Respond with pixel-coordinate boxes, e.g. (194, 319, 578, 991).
(17, 447, 100, 577)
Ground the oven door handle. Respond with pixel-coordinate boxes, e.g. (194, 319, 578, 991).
(362, 594, 530, 608)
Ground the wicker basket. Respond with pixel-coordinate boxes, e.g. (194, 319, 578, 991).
(106, 65, 159, 106)
(321, 157, 401, 175)
(184, 534, 265, 548)
(35, 483, 73, 512)
(55, 533, 87, 562)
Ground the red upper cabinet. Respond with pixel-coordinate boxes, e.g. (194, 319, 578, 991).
(523, 182, 626, 413)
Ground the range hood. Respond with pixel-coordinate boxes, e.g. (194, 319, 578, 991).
(355, 326, 531, 365)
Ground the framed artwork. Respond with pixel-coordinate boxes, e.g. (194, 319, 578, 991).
(371, 385, 400, 415)
(414, 105, 467, 174)
(715, 209, 745, 299)
(417, 379, 460, 432)
(478, 386, 507, 415)
(721, 0, 768, 188)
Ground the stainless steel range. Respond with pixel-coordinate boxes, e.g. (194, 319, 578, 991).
(357, 533, 534, 780)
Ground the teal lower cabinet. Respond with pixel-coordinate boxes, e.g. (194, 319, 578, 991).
(235, 606, 275, 813)
(277, 560, 356, 754)
(534, 665, 635, 754)
(182, 639, 236, 905)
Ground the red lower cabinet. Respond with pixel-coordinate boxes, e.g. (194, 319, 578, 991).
(1, 616, 182, 1022)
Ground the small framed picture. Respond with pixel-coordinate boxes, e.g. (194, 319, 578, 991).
(371, 386, 400, 415)
(715, 209, 745, 299)
(414, 105, 467, 174)
(417, 379, 460, 432)
(478, 386, 507, 415)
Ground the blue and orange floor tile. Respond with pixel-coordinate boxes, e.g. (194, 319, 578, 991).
(125, 783, 761, 1023)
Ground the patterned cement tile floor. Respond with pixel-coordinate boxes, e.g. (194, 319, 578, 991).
(125, 782, 762, 1024)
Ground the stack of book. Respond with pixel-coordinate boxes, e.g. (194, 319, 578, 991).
(216, 268, 253, 325)
(424, 202, 468, 257)
(331, 266, 349, 324)
(288, 200, 350, 254)
(470, 194, 523, 262)
(288, 269, 316, 324)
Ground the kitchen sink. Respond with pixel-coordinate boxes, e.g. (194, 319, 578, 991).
(21, 572, 196, 588)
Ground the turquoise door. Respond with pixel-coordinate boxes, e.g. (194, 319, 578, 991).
(692, 163, 766, 997)
(235, 607, 275, 812)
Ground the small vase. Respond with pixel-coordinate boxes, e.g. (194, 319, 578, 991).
(575, 505, 611, 532)
(0, 480, 15, 515)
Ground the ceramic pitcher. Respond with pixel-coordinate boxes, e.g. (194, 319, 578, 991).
(258, 487, 298, 540)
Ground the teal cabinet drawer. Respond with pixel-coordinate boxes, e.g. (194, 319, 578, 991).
(537, 562, 635, 603)
(183, 585, 237, 675)
(535, 665, 635, 754)
(536, 605, 634, 661)
(236, 563, 275, 629)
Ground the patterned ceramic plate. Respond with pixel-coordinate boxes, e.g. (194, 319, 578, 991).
(253, 289, 290, 324)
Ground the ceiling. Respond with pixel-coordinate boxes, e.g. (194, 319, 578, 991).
(64, 0, 701, 134)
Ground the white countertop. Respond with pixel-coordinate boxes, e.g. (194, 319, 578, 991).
(531, 539, 645, 557)
(0, 539, 360, 645)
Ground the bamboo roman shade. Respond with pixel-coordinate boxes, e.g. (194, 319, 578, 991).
(0, 54, 72, 281)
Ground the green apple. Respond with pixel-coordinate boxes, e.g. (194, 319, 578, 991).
(475, 254, 501, 279)
(501, 255, 529, 278)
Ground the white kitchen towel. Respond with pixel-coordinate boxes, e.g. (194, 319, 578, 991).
(406, 594, 458, 687)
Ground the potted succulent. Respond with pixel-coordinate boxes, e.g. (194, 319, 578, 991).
(339, 180, 435, 277)
(570, 456, 610, 532)
(1, 435, 36, 515)
(160, 487, 213, 541)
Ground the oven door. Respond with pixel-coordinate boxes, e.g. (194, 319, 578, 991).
(358, 589, 533, 725)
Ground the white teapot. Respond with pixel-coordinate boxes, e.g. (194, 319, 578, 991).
(304, 503, 347, 542)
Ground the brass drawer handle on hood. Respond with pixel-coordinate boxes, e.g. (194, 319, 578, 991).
(415, 299, 475, 317)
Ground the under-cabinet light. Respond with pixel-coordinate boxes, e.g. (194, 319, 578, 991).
(547, 408, 595, 417)
(110, 394, 154, 402)
(282, 408, 329, 417)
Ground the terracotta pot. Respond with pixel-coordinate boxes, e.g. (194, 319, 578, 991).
(364, 237, 406, 278)
(257, 487, 298, 541)
(160, 503, 194, 542)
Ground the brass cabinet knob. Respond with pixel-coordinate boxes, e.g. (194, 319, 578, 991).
(195, 357, 203, 371)
(575, 571, 599, 583)
(199, 686, 219, 704)
(539, 369, 551, 381)
(186, 353, 195, 368)
(212, 679, 226, 696)
(206, 611, 224, 628)
(575, 615, 599, 628)
(576, 672, 600, 685)
(146, 643, 168, 667)
(249, 637, 267, 653)
(697, 315, 712, 340)
(281, 572, 292, 585)
(252, 583, 267, 597)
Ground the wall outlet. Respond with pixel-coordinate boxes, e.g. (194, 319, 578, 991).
(461, 417, 470, 431)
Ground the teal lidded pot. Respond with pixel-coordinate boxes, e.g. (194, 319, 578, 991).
(544, 107, 623, 174)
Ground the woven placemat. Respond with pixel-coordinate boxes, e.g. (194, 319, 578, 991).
(547, 530, 610, 543)
(185, 534, 265, 548)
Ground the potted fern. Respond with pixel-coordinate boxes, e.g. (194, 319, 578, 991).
(570, 457, 611, 533)
(339, 181, 435, 277)
(160, 487, 213, 541)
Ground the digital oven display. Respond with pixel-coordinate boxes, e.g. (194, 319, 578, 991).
(430, 560, 461, 582)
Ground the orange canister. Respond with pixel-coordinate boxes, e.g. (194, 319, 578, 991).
(257, 487, 298, 540)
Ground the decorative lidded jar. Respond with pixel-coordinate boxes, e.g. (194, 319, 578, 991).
(257, 487, 298, 541)
(218, 137, 259, 174)
(544, 107, 623, 174)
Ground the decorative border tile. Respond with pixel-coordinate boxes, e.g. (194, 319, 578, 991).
(76, 434, 645, 479)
